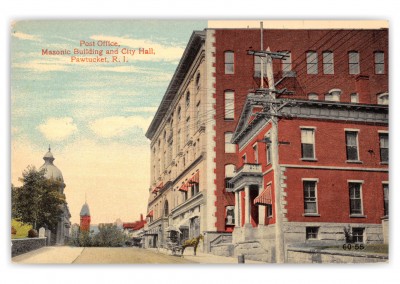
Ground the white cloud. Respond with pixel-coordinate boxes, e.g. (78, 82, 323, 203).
(37, 117, 78, 141)
(89, 116, 153, 138)
(12, 32, 40, 41)
(90, 35, 184, 62)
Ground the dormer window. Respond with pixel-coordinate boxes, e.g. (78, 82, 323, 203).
(308, 93, 318, 101)
(377, 92, 389, 105)
(325, 88, 342, 102)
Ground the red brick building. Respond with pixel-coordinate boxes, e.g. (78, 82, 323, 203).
(145, 26, 388, 257)
(79, 202, 91, 232)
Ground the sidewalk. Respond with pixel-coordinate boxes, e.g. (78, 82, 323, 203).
(12, 246, 84, 264)
(149, 247, 266, 264)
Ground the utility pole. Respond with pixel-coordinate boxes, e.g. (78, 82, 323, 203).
(247, 22, 290, 263)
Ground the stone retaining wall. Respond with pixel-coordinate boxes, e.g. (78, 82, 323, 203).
(11, 237, 47, 257)
(287, 247, 388, 263)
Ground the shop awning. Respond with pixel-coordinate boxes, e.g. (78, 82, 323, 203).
(189, 171, 199, 184)
(146, 210, 153, 217)
(179, 183, 188, 192)
(254, 185, 272, 205)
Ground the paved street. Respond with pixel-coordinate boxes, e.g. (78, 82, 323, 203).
(12, 246, 264, 264)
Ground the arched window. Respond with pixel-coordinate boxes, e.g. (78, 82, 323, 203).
(177, 106, 181, 121)
(225, 164, 236, 191)
(377, 92, 389, 105)
(325, 88, 342, 102)
(186, 91, 190, 108)
(225, 206, 235, 225)
(164, 200, 169, 217)
(350, 93, 359, 103)
(195, 72, 201, 89)
(308, 93, 318, 101)
(224, 51, 234, 74)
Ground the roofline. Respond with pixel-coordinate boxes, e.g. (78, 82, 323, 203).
(231, 98, 389, 145)
(145, 30, 206, 140)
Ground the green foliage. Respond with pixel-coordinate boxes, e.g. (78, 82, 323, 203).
(68, 224, 128, 247)
(11, 219, 32, 239)
(92, 224, 128, 247)
(12, 166, 66, 231)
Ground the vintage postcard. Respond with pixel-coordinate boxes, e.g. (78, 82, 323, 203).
(11, 20, 389, 264)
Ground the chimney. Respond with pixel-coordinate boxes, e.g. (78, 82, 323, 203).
(140, 214, 143, 221)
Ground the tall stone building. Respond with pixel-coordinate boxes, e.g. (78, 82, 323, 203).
(39, 147, 71, 245)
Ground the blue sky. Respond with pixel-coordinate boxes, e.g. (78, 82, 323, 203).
(11, 20, 207, 224)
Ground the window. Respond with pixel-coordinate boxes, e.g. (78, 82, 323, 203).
(195, 72, 201, 88)
(177, 106, 181, 121)
(306, 227, 319, 240)
(196, 101, 201, 129)
(186, 91, 190, 108)
(350, 93, 359, 103)
(345, 131, 359, 161)
(303, 181, 318, 214)
(383, 183, 389, 216)
(242, 154, 247, 163)
(264, 132, 271, 165)
(183, 190, 188, 202)
(266, 204, 273, 217)
(254, 56, 267, 77)
(325, 89, 341, 102)
(374, 51, 385, 74)
(225, 164, 236, 191)
(177, 129, 182, 154)
(226, 206, 235, 225)
(349, 182, 363, 215)
(322, 51, 334, 74)
(253, 143, 259, 164)
(281, 51, 292, 72)
(308, 93, 318, 101)
(306, 51, 318, 74)
(225, 132, 236, 153)
(301, 128, 315, 159)
(377, 93, 389, 105)
(164, 201, 169, 217)
(348, 51, 360, 74)
(191, 182, 199, 196)
(224, 51, 234, 74)
(379, 133, 388, 163)
(224, 91, 235, 120)
(352, 228, 364, 243)
(186, 117, 190, 143)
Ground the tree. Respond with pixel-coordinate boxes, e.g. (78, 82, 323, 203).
(93, 224, 128, 247)
(12, 166, 66, 231)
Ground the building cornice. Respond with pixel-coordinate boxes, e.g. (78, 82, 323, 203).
(233, 98, 389, 149)
(146, 31, 206, 140)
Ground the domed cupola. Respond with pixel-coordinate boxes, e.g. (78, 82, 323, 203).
(39, 146, 64, 183)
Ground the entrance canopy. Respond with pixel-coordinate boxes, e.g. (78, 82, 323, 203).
(254, 185, 272, 205)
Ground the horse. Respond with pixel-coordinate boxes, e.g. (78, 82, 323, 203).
(181, 234, 203, 256)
